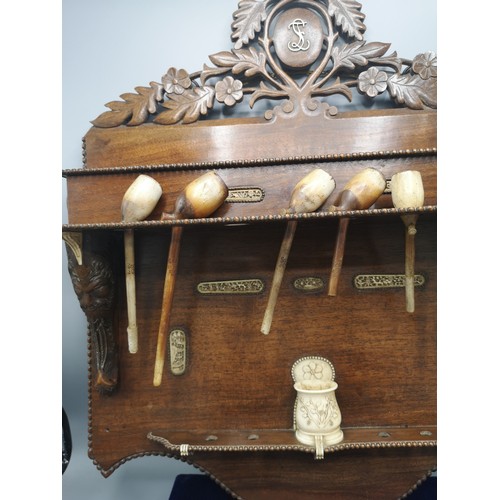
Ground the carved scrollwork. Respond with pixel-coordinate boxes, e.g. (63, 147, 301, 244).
(92, 0, 436, 128)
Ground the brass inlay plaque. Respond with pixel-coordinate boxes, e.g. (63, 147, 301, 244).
(293, 277, 324, 292)
(197, 279, 264, 295)
(226, 187, 265, 203)
(354, 274, 425, 289)
(169, 329, 187, 376)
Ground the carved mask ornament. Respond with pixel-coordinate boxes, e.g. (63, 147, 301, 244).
(67, 251, 118, 393)
(68, 256, 115, 320)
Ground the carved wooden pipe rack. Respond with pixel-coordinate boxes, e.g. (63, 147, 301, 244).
(63, 1, 436, 498)
(63, 128, 437, 497)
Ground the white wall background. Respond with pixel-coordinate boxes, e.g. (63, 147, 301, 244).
(61, 1, 438, 499)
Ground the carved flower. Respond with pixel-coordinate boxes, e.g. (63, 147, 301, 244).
(358, 67, 388, 97)
(412, 51, 437, 80)
(162, 67, 192, 95)
(215, 76, 244, 106)
(302, 362, 323, 380)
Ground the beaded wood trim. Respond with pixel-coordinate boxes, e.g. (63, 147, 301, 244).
(147, 431, 436, 456)
(62, 205, 437, 232)
(64, 147, 436, 177)
(145, 431, 436, 499)
(88, 441, 434, 500)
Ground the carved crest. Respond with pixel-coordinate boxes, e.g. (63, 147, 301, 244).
(92, 0, 436, 128)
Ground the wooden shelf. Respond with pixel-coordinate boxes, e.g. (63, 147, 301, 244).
(62, 205, 437, 232)
(148, 426, 437, 456)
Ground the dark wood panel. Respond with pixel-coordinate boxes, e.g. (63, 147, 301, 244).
(65, 107, 437, 497)
(87, 215, 436, 471)
(144, 447, 436, 500)
(82, 110, 436, 169)
(66, 156, 436, 225)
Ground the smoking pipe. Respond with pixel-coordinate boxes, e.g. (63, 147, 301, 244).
(260, 168, 336, 335)
(327, 168, 386, 296)
(391, 170, 425, 313)
(153, 171, 228, 386)
(121, 174, 162, 353)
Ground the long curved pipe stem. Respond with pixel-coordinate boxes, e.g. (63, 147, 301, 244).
(261, 220, 298, 335)
(153, 226, 183, 387)
(328, 218, 350, 296)
(124, 229, 139, 353)
(405, 224, 417, 313)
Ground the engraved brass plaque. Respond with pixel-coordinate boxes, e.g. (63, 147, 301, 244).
(293, 277, 324, 292)
(197, 279, 264, 295)
(354, 274, 425, 290)
(169, 329, 187, 376)
(226, 187, 265, 203)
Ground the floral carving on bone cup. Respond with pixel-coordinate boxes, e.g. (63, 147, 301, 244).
(302, 362, 324, 381)
(215, 76, 244, 106)
(358, 67, 388, 97)
(163, 67, 192, 95)
(412, 51, 437, 80)
(298, 394, 339, 429)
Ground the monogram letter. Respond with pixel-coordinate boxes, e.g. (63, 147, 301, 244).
(288, 19, 310, 52)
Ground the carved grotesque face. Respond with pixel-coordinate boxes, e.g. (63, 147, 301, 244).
(68, 256, 114, 318)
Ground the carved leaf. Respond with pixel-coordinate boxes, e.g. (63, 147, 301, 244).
(209, 47, 267, 77)
(387, 73, 437, 110)
(231, 0, 268, 50)
(91, 82, 163, 128)
(369, 51, 403, 73)
(154, 86, 215, 125)
(233, 47, 267, 76)
(249, 81, 287, 108)
(200, 63, 231, 86)
(128, 84, 164, 125)
(313, 77, 353, 101)
(91, 102, 132, 128)
(327, 0, 366, 41)
(332, 41, 390, 72)
(209, 51, 241, 68)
